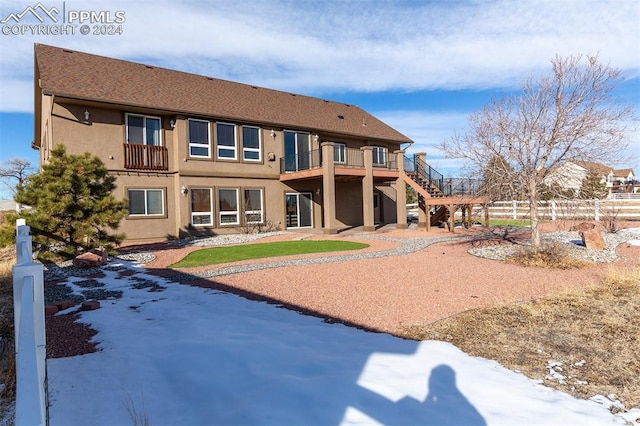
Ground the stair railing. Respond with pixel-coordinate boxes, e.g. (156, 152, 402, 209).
(414, 156, 444, 196)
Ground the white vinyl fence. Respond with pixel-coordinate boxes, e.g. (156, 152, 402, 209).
(481, 199, 640, 221)
(13, 219, 47, 426)
(407, 199, 640, 222)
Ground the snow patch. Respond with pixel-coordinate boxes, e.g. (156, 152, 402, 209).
(45, 258, 634, 425)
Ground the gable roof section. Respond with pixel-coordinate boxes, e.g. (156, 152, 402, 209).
(613, 168, 635, 178)
(573, 161, 612, 175)
(35, 44, 412, 144)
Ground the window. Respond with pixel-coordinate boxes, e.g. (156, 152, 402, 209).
(333, 143, 346, 164)
(189, 119, 210, 158)
(216, 123, 237, 159)
(128, 189, 164, 216)
(242, 126, 261, 161)
(218, 188, 239, 225)
(283, 130, 311, 172)
(191, 188, 213, 226)
(244, 188, 264, 224)
(126, 114, 161, 146)
(372, 146, 387, 166)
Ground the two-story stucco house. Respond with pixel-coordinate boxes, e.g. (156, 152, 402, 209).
(33, 44, 413, 243)
(544, 160, 638, 198)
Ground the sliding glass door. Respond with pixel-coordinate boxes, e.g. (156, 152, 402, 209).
(283, 131, 310, 172)
(285, 192, 313, 228)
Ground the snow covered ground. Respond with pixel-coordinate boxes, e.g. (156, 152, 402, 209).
(47, 257, 639, 425)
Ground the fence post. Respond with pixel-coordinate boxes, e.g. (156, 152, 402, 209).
(13, 221, 47, 426)
(551, 200, 557, 221)
(594, 200, 600, 221)
(512, 200, 517, 220)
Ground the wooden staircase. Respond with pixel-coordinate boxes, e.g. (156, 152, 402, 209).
(402, 155, 486, 228)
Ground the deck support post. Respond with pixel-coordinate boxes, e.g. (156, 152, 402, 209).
(361, 146, 375, 232)
(395, 150, 408, 229)
(321, 142, 338, 234)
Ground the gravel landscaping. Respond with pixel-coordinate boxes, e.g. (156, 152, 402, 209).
(44, 225, 640, 338)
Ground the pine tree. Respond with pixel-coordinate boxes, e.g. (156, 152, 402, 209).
(579, 170, 608, 199)
(0, 146, 127, 260)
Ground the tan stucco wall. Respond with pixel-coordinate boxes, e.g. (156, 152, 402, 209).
(112, 173, 178, 242)
(377, 183, 398, 223)
(39, 98, 405, 242)
(335, 182, 365, 226)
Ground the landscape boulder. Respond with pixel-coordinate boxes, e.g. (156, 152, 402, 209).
(80, 300, 101, 311)
(72, 248, 108, 268)
(579, 229, 606, 251)
(572, 222, 597, 232)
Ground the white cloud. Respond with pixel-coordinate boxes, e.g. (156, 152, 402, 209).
(2, 0, 638, 112)
(1, 0, 638, 184)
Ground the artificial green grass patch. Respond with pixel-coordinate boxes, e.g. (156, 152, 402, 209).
(170, 240, 369, 268)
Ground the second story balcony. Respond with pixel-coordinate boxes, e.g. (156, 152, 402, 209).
(123, 143, 169, 171)
(279, 147, 398, 181)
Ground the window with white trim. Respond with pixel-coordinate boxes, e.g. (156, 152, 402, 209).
(218, 188, 239, 225)
(188, 119, 211, 158)
(372, 146, 387, 166)
(244, 188, 264, 224)
(333, 143, 346, 164)
(127, 189, 164, 216)
(126, 114, 161, 146)
(190, 188, 213, 226)
(242, 126, 261, 162)
(216, 122, 237, 159)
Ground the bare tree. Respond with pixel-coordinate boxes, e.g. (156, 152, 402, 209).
(441, 54, 636, 249)
(0, 157, 35, 197)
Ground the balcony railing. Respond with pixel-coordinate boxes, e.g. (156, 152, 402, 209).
(335, 147, 364, 168)
(124, 143, 168, 171)
(441, 178, 483, 197)
(280, 149, 322, 173)
(280, 147, 398, 174)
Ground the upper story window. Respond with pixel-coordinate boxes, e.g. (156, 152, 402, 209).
(216, 122, 237, 160)
(333, 143, 346, 164)
(372, 146, 387, 166)
(126, 114, 161, 146)
(242, 126, 261, 162)
(283, 130, 311, 172)
(188, 119, 211, 158)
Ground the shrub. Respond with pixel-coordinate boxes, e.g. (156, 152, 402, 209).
(506, 242, 587, 269)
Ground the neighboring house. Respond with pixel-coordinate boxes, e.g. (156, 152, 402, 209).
(610, 168, 638, 194)
(33, 44, 413, 243)
(544, 161, 638, 197)
(0, 200, 19, 212)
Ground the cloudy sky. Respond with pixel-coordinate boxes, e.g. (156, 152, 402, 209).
(0, 0, 638, 198)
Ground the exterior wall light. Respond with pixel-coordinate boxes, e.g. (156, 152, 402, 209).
(181, 185, 188, 196)
(170, 119, 176, 129)
(84, 110, 90, 121)
(270, 129, 276, 138)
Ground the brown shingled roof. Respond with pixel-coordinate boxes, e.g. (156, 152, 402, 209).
(35, 44, 412, 144)
(613, 169, 635, 178)
(573, 161, 612, 175)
